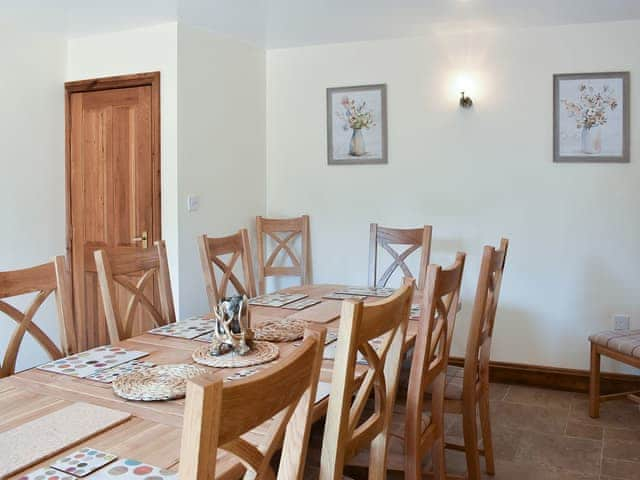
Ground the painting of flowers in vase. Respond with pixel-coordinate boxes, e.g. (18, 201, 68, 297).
(327, 84, 387, 165)
(554, 72, 629, 163)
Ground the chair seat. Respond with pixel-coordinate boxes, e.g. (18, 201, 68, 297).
(423, 366, 464, 401)
(590, 330, 640, 359)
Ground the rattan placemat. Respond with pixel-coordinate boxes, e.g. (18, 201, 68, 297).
(254, 318, 306, 342)
(112, 364, 208, 401)
(0, 402, 130, 478)
(192, 341, 279, 368)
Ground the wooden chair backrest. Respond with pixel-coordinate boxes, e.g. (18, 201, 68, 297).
(0, 256, 76, 377)
(405, 253, 466, 461)
(256, 215, 310, 295)
(368, 224, 432, 290)
(198, 229, 257, 310)
(319, 280, 414, 479)
(179, 326, 326, 480)
(94, 241, 175, 343)
(463, 239, 509, 398)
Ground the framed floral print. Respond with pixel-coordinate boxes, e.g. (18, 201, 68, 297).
(327, 84, 388, 165)
(554, 72, 630, 163)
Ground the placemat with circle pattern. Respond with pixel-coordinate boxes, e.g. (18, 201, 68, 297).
(192, 341, 279, 368)
(112, 364, 208, 401)
(253, 318, 306, 342)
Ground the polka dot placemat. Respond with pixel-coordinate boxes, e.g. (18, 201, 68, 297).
(112, 364, 208, 401)
(192, 341, 279, 368)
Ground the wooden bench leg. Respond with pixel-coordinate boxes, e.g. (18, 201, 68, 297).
(589, 343, 601, 418)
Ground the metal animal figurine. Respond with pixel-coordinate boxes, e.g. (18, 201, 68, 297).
(209, 295, 254, 356)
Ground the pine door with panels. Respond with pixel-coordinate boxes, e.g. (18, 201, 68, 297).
(66, 73, 161, 350)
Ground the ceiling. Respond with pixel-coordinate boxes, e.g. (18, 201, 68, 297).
(4, 0, 640, 48)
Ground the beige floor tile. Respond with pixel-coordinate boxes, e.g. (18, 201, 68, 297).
(604, 427, 640, 442)
(491, 400, 569, 435)
(505, 385, 575, 411)
(600, 458, 640, 480)
(603, 438, 640, 463)
(512, 430, 602, 474)
(564, 420, 603, 440)
(483, 459, 599, 479)
(569, 397, 640, 429)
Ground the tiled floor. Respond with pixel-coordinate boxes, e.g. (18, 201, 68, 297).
(335, 381, 640, 479)
(440, 382, 640, 479)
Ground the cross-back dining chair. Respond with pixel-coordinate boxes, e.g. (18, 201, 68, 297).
(368, 224, 432, 290)
(256, 215, 310, 295)
(435, 239, 508, 480)
(0, 256, 76, 377)
(319, 280, 414, 480)
(402, 252, 466, 479)
(94, 241, 176, 344)
(198, 229, 257, 310)
(345, 254, 466, 479)
(179, 326, 326, 480)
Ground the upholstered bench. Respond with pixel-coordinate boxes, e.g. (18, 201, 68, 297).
(589, 329, 640, 418)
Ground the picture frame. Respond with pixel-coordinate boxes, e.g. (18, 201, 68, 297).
(327, 84, 388, 165)
(553, 72, 630, 163)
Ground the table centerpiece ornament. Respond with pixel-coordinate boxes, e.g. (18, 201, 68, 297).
(192, 295, 279, 368)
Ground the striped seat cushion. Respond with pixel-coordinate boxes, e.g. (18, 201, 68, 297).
(589, 329, 640, 359)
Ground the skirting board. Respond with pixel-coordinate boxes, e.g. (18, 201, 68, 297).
(448, 357, 640, 395)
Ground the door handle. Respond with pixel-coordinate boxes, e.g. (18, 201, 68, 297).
(132, 231, 148, 249)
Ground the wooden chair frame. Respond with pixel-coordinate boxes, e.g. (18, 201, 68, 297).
(368, 224, 432, 290)
(94, 241, 175, 343)
(256, 215, 310, 295)
(319, 280, 414, 480)
(404, 253, 466, 480)
(445, 239, 508, 480)
(589, 341, 640, 418)
(0, 256, 76, 377)
(179, 326, 326, 480)
(199, 230, 257, 310)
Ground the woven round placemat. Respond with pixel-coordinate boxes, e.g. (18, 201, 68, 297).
(112, 364, 208, 401)
(192, 341, 279, 368)
(254, 318, 306, 342)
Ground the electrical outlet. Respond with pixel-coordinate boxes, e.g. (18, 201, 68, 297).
(613, 314, 630, 331)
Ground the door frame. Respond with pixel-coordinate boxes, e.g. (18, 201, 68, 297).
(64, 71, 161, 349)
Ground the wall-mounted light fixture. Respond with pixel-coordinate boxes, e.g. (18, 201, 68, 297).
(459, 91, 473, 109)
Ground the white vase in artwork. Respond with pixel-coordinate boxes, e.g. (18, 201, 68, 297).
(581, 126, 602, 154)
(349, 128, 366, 156)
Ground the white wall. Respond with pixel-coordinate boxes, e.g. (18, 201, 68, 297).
(66, 22, 181, 311)
(177, 25, 266, 318)
(0, 25, 67, 370)
(66, 23, 266, 320)
(266, 21, 640, 372)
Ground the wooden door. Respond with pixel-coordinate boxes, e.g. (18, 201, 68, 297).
(66, 73, 161, 351)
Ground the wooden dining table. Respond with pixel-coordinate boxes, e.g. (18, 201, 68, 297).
(0, 284, 419, 479)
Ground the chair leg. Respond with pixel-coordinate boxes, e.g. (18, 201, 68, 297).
(589, 343, 601, 419)
(431, 436, 447, 480)
(462, 401, 482, 480)
(368, 431, 388, 480)
(478, 390, 495, 475)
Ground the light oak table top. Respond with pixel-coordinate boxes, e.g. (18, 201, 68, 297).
(1, 284, 418, 479)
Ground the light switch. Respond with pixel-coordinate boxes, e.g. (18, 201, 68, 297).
(187, 194, 200, 212)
